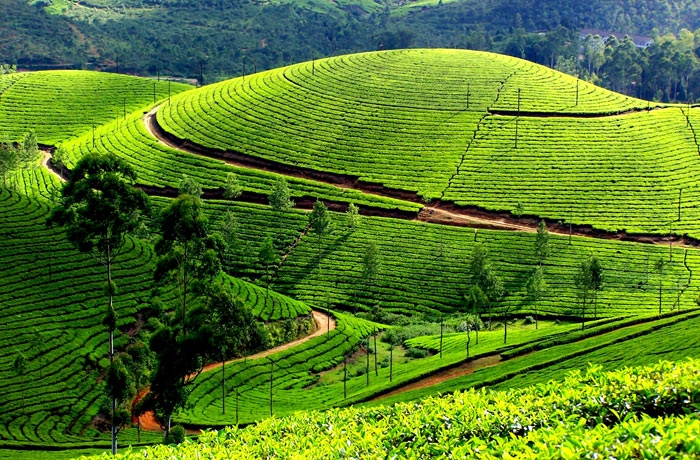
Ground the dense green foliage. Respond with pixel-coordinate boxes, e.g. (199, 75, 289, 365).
(198, 198, 698, 318)
(85, 359, 700, 459)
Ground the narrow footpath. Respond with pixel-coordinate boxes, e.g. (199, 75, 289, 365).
(132, 310, 336, 432)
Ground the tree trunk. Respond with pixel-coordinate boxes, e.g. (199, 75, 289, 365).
(222, 351, 226, 415)
(107, 240, 117, 456)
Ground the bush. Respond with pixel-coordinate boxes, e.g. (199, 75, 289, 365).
(164, 425, 185, 445)
(405, 347, 428, 359)
(523, 316, 535, 325)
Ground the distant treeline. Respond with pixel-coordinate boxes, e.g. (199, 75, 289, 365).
(2, 0, 700, 100)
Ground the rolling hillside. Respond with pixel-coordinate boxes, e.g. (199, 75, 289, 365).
(1, 50, 700, 457)
(152, 49, 700, 237)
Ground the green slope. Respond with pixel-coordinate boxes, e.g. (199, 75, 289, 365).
(152, 49, 700, 238)
(0, 71, 191, 144)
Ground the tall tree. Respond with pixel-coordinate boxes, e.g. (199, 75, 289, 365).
(178, 174, 203, 197)
(589, 255, 604, 319)
(194, 283, 261, 414)
(525, 265, 546, 329)
(362, 241, 380, 290)
(12, 353, 27, 414)
(534, 220, 550, 265)
(52, 145, 68, 178)
(574, 255, 601, 330)
(258, 236, 280, 300)
(47, 152, 149, 455)
(309, 199, 331, 278)
(269, 178, 293, 243)
(154, 194, 221, 338)
(0, 137, 19, 188)
(223, 172, 242, 201)
(469, 243, 504, 330)
(346, 203, 360, 230)
(20, 130, 39, 169)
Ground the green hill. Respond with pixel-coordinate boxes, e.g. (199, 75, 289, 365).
(0, 71, 191, 144)
(2, 50, 700, 457)
(153, 48, 700, 237)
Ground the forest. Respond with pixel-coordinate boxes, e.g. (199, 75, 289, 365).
(2, 0, 700, 100)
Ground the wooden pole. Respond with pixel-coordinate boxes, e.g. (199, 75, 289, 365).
(365, 340, 369, 386)
(439, 315, 444, 359)
(389, 344, 393, 382)
(269, 360, 273, 417)
(343, 357, 347, 399)
(373, 328, 378, 376)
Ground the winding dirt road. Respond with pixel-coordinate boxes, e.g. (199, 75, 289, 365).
(132, 309, 336, 432)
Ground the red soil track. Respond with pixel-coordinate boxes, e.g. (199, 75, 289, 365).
(131, 310, 335, 432)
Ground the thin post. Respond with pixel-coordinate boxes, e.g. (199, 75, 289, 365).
(343, 357, 347, 399)
(168, 80, 171, 104)
(466, 327, 470, 359)
(222, 355, 226, 415)
(439, 315, 444, 359)
(92, 124, 95, 149)
(312, 53, 315, 76)
(235, 388, 239, 425)
(466, 83, 470, 109)
(569, 206, 572, 245)
(365, 339, 369, 386)
(669, 223, 673, 262)
(373, 328, 378, 376)
(678, 188, 683, 221)
(269, 359, 273, 417)
(153, 82, 156, 104)
(123, 97, 126, 119)
(576, 80, 579, 106)
(515, 88, 521, 149)
(389, 344, 393, 382)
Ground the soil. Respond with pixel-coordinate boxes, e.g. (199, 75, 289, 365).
(132, 309, 336, 432)
(370, 354, 502, 402)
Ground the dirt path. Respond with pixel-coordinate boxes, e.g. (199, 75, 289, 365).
(370, 354, 502, 402)
(141, 107, 700, 248)
(133, 309, 336, 432)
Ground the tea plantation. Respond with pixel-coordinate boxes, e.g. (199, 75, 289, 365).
(0, 49, 699, 458)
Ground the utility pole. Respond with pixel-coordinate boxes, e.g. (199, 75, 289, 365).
(269, 359, 273, 417)
(343, 357, 347, 399)
(515, 88, 521, 149)
(439, 315, 444, 359)
(373, 329, 378, 375)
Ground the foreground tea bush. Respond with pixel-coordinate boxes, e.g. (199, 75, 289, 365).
(91, 359, 700, 459)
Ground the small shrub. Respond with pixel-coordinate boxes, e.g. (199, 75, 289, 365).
(165, 425, 185, 445)
(523, 316, 535, 325)
(405, 347, 428, 359)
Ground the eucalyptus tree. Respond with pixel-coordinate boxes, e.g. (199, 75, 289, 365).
(469, 243, 504, 330)
(47, 152, 149, 455)
(154, 193, 222, 338)
(269, 178, 293, 243)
